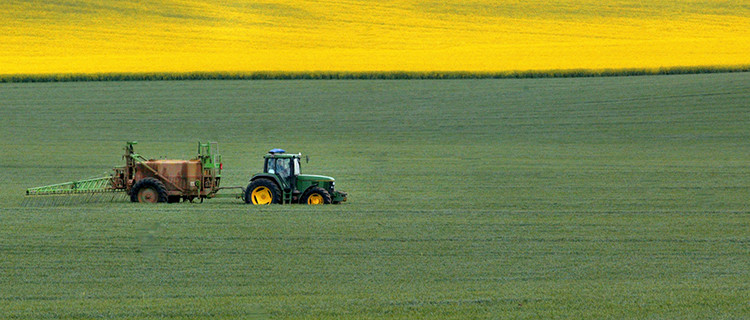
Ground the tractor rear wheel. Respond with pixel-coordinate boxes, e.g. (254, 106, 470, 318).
(245, 179, 282, 205)
(130, 178, 168, 203)
(301, 187, 332, 205)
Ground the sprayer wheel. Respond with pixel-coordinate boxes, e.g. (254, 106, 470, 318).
(130, 178, 168, 203)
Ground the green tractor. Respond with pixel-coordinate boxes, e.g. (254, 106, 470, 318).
(245, 149, 347, 205)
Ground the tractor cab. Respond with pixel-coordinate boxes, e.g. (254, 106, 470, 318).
(245, 148, 348, 205)
(263, 149, 301, 189)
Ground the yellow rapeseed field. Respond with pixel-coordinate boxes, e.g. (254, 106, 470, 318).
(1, 0, 748, 74)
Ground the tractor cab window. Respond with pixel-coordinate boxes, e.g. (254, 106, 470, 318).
(266, 158, 276, 174)
(293, 158, 300, 176)
(267, 158, 292, 180)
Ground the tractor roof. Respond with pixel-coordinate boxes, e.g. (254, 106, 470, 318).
(264, 152, 300, 159)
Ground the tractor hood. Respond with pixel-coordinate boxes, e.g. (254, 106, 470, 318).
(296, 174, 335, 182)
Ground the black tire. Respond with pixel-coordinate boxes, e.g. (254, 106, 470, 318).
(245, 179, 282, 205)
(130, 178, 168, 203)
(301, 187, 332, 205)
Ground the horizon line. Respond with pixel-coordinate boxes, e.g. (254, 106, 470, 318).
(2, 65, 748, 83)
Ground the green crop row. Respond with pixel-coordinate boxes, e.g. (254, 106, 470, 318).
(1, 65, 748, 82)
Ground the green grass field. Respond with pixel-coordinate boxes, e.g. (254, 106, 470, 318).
(0, 73, 748, 318)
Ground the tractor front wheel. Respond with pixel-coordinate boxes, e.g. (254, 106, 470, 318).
(245, 179, 282, 205)
(301, 187, 332, 205)
(130, 178, 168, 203)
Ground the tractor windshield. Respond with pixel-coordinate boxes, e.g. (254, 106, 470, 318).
(267, 158, 292, 180)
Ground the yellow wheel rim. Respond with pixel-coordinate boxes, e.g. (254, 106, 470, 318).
(307, 193, 324, 205)
(251, 186, 273, 204)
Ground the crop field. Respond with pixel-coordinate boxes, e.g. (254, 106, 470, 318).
(2, 0, 750, 74)
(1, 73, 749, 318)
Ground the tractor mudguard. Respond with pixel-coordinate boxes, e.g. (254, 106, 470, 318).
(250, 174, 286, 191)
